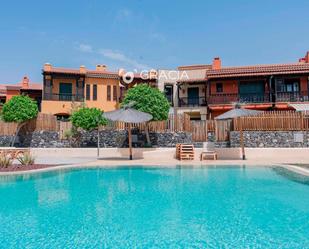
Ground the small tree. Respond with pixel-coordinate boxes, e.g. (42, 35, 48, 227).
(2, 95, 39, 146)
(70, 107, 107, 156)
(2, 95, 38, 123)
(122, 84, 170, 145)
(121, 84, 170, 121)
(70, 107, 107, 131)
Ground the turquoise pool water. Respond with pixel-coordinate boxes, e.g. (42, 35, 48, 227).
(1, 166, 309, 248)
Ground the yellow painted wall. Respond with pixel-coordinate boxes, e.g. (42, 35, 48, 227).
(41, 76, 120, 115)
(41, 100, 84, 115)
(84, 77, 119, 112)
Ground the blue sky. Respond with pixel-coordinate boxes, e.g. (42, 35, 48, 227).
(1, 0, 309, 83)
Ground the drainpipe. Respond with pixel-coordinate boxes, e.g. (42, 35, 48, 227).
(269, 76, 274, 106)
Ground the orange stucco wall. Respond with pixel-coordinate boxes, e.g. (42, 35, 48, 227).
(300, 76, 308, 93)
(50, 78, 78, 95)
(6, 89, 20, 101)
(84, 77, 119, 112)
(210, 80, 238, 94)
(41, 76, 119, 115)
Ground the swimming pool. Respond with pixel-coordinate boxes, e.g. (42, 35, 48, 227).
(1, 166, 309, 248)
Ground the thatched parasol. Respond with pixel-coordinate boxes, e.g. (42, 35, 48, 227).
(103, 104, 153, 160)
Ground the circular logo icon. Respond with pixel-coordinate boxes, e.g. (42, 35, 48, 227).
(122, 72, 134, 84)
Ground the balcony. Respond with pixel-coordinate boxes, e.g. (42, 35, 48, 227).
(44, 93, 84, 102)
(276, 91, 309, 102)
(179, 97, 207, 107)
(208, 93, 270, 105)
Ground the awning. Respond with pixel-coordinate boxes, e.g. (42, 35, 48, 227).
(289, 103, 309, 112)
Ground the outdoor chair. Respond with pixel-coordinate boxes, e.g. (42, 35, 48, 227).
(200, 142, 217, 161)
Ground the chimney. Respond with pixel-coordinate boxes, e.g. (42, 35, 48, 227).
(22, 76, 29, 89)
(212, 57, 221, 70)
(79, 65, 86, 73)
(118, 68, 126, 77)
(44, 63, 52, 71)
(306, 52, 309, 63)
(96, 64, 107, 71)
(299, 58, 306, 63)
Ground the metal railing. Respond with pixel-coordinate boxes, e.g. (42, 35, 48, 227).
(43, 93, 84, 102)
(208, 93, 270, 105)
(179, 97, 207, 107)
(276, 91, 309, 102)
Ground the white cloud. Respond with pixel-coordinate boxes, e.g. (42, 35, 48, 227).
(78, 43, 93, 53)
(99, 49, 150, 70)
(76, 42, 150, 70)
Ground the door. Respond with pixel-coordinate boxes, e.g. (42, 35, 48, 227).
(239, 81, 264, 103)
(187, 87, 199, 106)
(59, 83, 72, 101)
(164, 85, 173, 106)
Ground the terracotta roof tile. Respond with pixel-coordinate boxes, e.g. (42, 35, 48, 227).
(206, 63, 309, 79)
(44, 67, 120, 79)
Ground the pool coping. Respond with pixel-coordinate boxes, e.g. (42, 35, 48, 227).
(1, 161, 309, 177)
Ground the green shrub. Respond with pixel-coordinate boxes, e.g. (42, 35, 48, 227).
(70, 107, 107, 131)
(17, 152, 35, 166)
(2, 95, 38, 123)
(0, 154, 13, 168)
(121, 84, 170, 121)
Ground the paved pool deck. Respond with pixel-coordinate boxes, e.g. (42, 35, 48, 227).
(1, 147, 309, 176)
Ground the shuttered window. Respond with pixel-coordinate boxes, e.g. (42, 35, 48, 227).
(113, 85, 117, 101)
(107, 85, 111, 101)
(93, 84, 97, 100)
(86, 84, 90, 100)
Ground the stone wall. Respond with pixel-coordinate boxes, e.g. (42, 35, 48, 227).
(2, 130, 192, 148)
(0, 135, 15, 147)
(230, 131, 309, 148)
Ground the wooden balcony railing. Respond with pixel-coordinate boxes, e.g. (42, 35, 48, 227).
(44, 93, 84, 102)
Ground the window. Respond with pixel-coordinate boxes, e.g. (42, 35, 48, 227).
(216, 83, 223, 93)
(107, 85, 111, 101)
(113, 85, 117, 101)
(93, 84, 97, 100)
(86, 84, 90, 100)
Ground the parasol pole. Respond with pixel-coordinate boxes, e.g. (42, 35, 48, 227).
(240, 117, 246, 160)
(128, 123, 133, 160)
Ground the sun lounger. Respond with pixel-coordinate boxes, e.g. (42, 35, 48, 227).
(200, 142, 217, 161)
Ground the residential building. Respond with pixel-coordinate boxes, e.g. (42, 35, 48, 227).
(174, 52, 309, 119)
(42, 64, 120, 118)
(0, 76, 42, 109)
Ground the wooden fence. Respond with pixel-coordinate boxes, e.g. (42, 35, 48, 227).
(109, 114, 191, 132)
(2, 110, 309, 142)
(233, 111, 309, 131)
(0, 121, 18, 136)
